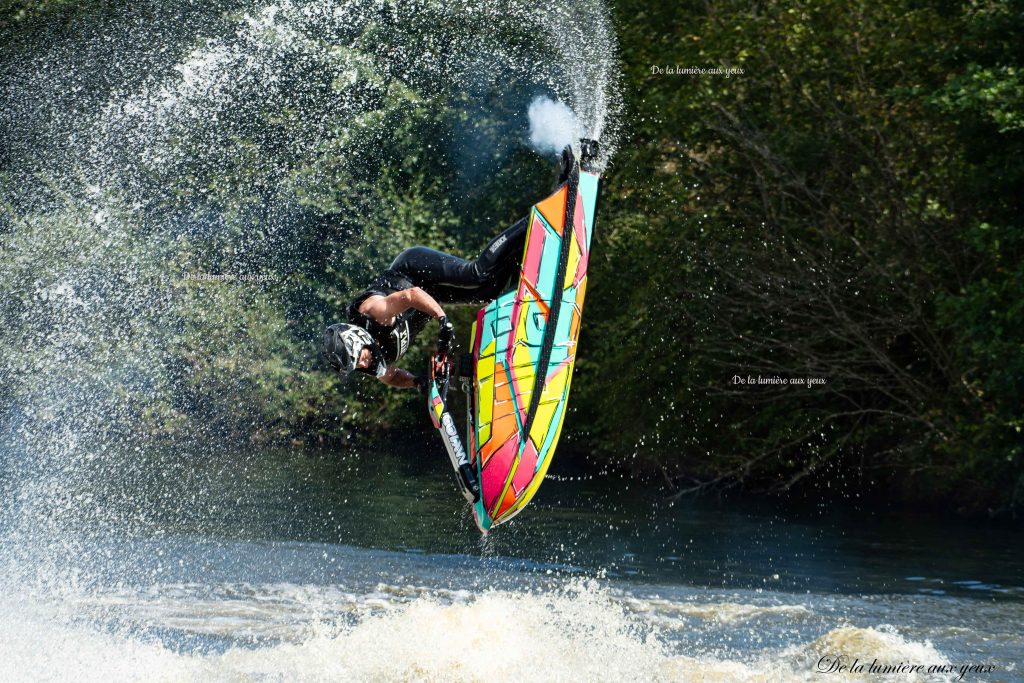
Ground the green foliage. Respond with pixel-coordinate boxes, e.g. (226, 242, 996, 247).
(0, 0, 113, 40)
(4, 0, 1021, 515)
(568, 0, 1023, 514)
(1, 3, 554, 449)
(1, 0, 75, 23)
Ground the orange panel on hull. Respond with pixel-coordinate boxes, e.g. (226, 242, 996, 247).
(535, 188, 567, 235)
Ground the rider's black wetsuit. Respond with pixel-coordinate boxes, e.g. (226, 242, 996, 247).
(346, 217, 528, 373)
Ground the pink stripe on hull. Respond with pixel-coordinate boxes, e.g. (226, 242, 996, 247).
(473, 308, 484, 357)
(522, 216, 546, 288)
(572, 192, 590, 286)
(483, 434, 520, 511)
(511, 438, 539, 493)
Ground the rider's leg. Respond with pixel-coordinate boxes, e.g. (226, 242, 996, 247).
(388, 217, 527, 304)
(468, 216, 527, 285)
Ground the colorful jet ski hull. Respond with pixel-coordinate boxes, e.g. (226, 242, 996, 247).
(468, 152, 600, 532)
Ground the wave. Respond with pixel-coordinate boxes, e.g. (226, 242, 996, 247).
(0, 578, 958, 683)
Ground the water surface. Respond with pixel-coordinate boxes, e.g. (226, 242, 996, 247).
(2, 442, 1021, 681)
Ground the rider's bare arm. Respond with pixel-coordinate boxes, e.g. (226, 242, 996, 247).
(378, 364, 418, 389)
(359, 287, 445, 325)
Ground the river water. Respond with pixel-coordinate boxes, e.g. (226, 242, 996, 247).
(1, 441, 1021, 682)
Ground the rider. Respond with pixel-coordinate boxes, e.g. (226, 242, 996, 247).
(322, 216, 528, 389)
(323, 143, 585, 388)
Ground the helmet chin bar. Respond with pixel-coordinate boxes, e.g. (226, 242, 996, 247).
(363, 341, 387, 377)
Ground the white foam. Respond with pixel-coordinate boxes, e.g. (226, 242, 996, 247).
(1, 581, 677, 682)
(1, 578, 976, 683)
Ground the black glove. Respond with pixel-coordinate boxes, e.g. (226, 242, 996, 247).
(437, 315, 455, 355)
(413, 374, 428, 395)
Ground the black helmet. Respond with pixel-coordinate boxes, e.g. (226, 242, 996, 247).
(323, 323, 386, 378)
